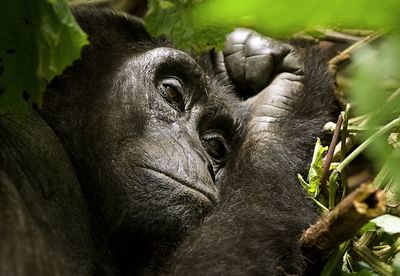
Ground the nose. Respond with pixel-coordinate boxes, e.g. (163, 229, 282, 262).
(207, 160, 216, 183)
(190, 139, 216, 184)
(175, 123, 217, 186)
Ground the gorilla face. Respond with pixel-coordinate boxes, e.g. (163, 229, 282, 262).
(94, 47, 224, 237)
(41, 13, 236, 245)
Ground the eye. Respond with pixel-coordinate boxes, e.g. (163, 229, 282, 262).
(159, 79, 185, 111)
(201, 131, 230, 164)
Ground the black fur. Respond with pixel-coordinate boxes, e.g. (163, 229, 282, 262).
(0, 5, 338, 275)
(169, 47, 338, 275)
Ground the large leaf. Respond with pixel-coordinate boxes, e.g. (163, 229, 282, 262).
(0, 0, 88, 113)
(194, 0, 400, 37)
(145, 0, 400, 52)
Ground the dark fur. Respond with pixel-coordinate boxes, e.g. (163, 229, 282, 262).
(168, 47, 337, 275)
(0, 5, 337, 276)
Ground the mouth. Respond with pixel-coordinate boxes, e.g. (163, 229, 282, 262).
(136, 165, 218, 205)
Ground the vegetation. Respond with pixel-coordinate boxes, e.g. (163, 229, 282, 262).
(128, 3, 400, 272)
(0, 0, 87, 113)
(1, 0, 400, 274)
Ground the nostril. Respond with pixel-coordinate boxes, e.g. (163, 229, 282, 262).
(207, 161, 216, 183)
(192, 137, 217, 183)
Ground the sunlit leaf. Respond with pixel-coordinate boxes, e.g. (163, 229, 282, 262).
(144, 0, 400, 63)
(298, 138, 328, 197)
(194, 0, 400, 37)
(360, 222, 376, 233)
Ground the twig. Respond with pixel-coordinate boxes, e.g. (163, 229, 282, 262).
(324, 123, 386, 134)
(316, 28, 363, 43)
(331, 136, 356, 162)
(320, 114, 343, 198)
(334, 117, 400, 174)
(329, 31, 384, 73)
(340, 105, 350, 199)
(353, 241, 392, 275)
(300, 184, 386, 253)
(335, 29, 376, 37)
(328, 88, 399, 161)
(326, 117, 400, 208)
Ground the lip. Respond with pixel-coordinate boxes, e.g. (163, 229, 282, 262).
(136, 164, 218, 205)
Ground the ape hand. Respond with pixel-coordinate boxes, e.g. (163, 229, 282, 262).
(216, 28, 304, 98)
(217, 28, 306, 144)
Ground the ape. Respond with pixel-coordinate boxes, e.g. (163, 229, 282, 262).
(0, 5, 239, 275)
(0, 5, 337, 276)
(169, 29, 338, 275)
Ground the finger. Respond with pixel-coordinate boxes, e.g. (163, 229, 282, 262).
(223, 28, 304, 96)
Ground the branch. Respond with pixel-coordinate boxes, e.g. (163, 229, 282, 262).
(300, 184, 386, 253)
(329, 31, 384, 73)
(320, 114, 343, 198)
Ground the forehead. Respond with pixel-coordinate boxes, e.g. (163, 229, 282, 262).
(118, 47, 210, 99)
(127, 48, 205, 79)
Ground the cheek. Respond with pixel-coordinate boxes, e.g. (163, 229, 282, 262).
(104, 158, 214, 237)
(96, 124, 218, 234)
(116, 135, 217, 200)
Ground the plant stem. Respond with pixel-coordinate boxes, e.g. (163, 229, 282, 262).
(327, 117, 399, 208)
(373, 162, 391, 190)
(353, 242, 393, 276)
(336, 117, 400, 173)
(341, 104, 350, 199)
(358, 231, 376, 248)
(322, 114, 343, 201)
(320, 241, 351, 276)
(329, 172, 338, 209)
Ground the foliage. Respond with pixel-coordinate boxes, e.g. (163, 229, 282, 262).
(304, 105, 400, 274)
(297, 138, 328, 198)
(145, 0, 400, 51)
(0, 0, 87, 113)
(1, 0, 400, 274)
(142, 2, 400, 269)
(371, 215, 400, 235)
(195, 0, 400, 36)
(348, 38, 400, 189)
(145, 0, 230, 53)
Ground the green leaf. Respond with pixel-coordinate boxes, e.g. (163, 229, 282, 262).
(393, 252, 400, 276)
(299, 138, 328, 197)
(371, 214, 400, 235)
(360, 222, 376, 233)
(0, 0, 88, 113)
(144, 0, 231, 53)
(297, 173, 309, 190)
(193, 0, 400, 37)
(144, 0, 400, 69)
